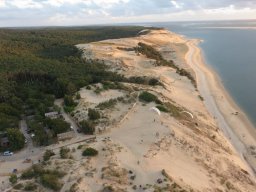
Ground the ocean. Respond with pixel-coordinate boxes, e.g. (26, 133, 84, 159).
(151, 20, 256, 127)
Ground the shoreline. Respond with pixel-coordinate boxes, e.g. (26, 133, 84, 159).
(183, 37, 256, 175)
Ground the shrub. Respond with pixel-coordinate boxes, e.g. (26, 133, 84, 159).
(198, 95, 204, 101)
(79, 120, 95, 135)
(96, 98, 118, 110)
(77, 145, 84, 149)
(13, 183, 23, 190)
(41, 174, 62, 191)
(60, 147, 70, 159)
(88, 108, 100, 120)
(82, 147, 98, 156)
(102, 186, 114, 192)
(43, 150, 55, 161)
(24, 182, 37, 191)
(9, 174, 17, 184)
(148, 78, 160, 86)
(139, 91, 159, 103)
(21, 168, 36, 180)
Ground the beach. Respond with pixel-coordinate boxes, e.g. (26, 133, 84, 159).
(185, 38, 256, 175)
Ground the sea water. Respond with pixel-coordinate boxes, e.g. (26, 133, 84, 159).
(152, 20, 256, 127)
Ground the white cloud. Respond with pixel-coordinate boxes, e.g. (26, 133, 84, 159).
(0, 0, 256, 26)
(7, 0, 43, 9)
(0, 0, 6, 7)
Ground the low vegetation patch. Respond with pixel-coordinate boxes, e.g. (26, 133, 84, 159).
(176, 68, 196, 87)
(41, 173, 62, 191)
(24, 182, 37, 191)
(165, 102, 183, 118)
(156, 105, 169, 112)
(82, 147, 98, 156)
(21, 164, 65, 191)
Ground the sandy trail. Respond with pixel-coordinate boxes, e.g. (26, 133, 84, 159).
(185, 39, 256, 176)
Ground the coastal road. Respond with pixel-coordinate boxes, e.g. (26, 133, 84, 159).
(185, 39, 256, 175)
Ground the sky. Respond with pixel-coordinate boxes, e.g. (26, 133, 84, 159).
(0, 0, 255, 27)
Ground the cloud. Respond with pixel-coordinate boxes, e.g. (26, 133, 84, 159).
(0, 0, 255, 26)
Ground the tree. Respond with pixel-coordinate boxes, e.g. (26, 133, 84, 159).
(46, 118, 70, 136)
(6, 128, 25, 151)
(79, 120, 95, 135)
(88, 108, 100, 120)
(64, 95, 76, 107)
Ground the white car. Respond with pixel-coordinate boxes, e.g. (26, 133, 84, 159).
(3, 151, 13, 156)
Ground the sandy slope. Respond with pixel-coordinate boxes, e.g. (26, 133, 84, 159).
(73, 29, 256, 191)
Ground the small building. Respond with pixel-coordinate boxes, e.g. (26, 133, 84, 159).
(45, 111, 60, 119)
(57, 131, 75, 141)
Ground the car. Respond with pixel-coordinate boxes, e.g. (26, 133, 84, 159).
(3, 151, 13, 156)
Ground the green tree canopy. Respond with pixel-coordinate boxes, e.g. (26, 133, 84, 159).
(7, 128, 25, 151)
